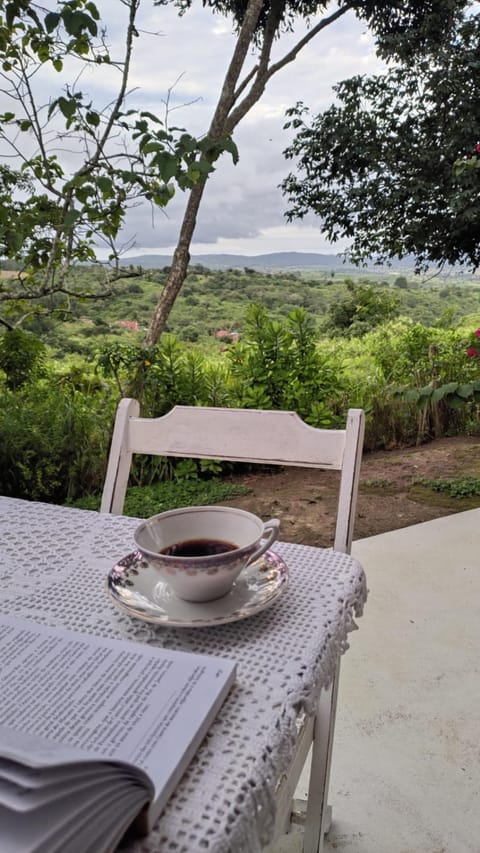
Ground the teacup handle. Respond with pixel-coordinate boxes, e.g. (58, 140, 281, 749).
(246, 518, 280, 566)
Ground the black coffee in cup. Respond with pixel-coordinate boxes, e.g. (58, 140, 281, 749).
(160, 538, 238, 558)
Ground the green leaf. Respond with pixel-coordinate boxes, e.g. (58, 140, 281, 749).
(431, 386, 447, 403)
(119, 170, 138, 184)
(151, 152, 180, 183)
(63, 208, 81, 229)
(418, 384, 433, 397)
(456, 383, 474, 399)
(445, 394, 466, 409)
(196, 160, 214, 176)
(62, 9, 96, 38)
(85, 2, 100, 21)
(138, 111, 163, 124)
(85, 110, 100, 127)
(74, 185, 94, 204)
(219, 136, 239, 164)
(441, 382, 462, 395)
(5, 2, 17, 28)
(45, 12, 60, 33)
(97, 176, 113, 195)
(58, 97, 76, 119)
(177, 134, 197, 154)
(141, 141, 166, 155)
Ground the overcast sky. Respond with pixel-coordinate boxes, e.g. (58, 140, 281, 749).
(6, 1, 385, 257)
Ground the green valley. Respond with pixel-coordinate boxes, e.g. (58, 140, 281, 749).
(17, 264, 480, 358)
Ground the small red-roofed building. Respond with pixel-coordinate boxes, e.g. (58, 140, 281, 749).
(115, 320, 139, 331)
(214, 329, 240, 342)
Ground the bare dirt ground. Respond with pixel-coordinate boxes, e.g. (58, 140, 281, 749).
(223, 435, 480, 547)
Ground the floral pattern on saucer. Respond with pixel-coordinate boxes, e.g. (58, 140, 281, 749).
(109, 551, 149, 588)
(106, 550, 288, 627)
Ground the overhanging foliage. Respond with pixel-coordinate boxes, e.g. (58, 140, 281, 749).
(282, 7, 480, 271)
(0, 0, 236, 326)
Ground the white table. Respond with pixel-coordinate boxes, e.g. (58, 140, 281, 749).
(0, 497, 367, 853)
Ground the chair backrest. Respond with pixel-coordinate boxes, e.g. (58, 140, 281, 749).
(101, 399, 365, 553)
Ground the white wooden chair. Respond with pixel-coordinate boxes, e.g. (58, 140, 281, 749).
(101, 399, 365, 852)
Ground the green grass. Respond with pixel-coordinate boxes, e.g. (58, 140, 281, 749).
(67, 478, 251, 518)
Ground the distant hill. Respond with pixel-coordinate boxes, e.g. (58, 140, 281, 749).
(118, 251, 418, 272)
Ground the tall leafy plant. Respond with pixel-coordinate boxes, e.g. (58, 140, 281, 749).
(228, 305, 341, 425)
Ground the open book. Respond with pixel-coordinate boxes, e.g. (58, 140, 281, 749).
(0, 614, 236, 853)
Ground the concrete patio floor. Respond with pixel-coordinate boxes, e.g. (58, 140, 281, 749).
(270, 508, 480, 853)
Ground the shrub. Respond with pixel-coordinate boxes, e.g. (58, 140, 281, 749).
(325, 280, 399, 337)
(96, 336, 234, 416)
(0, 329, 46, 389)
(0, 383, 116, 502)
(227, 305, 341, 426)
(366, 319, 471, 386)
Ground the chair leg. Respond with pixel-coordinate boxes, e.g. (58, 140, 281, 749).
(302, 659, 341, 853)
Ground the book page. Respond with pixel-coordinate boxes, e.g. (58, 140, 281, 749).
(0, 765, 125, 811)
(0, 615, 236, 824)
(0, 756, 117, 789)
(0, 782, 148, 853)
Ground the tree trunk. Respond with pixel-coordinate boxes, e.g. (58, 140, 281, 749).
(144, 181, 206, 345)
(143, 0, 266, 346)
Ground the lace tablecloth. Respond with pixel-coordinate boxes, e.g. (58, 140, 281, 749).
(0, 497, 367, 853)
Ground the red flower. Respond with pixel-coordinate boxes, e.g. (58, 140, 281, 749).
(466, 347, 478, 357)
(476, 143, 480, 153)
(475, 329, 480, 338)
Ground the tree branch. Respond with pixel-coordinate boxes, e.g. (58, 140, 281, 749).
(0, 283, 116, 302)
(232, 63, 259, 104)
(76, 0, 140, 177)
(20, 58, 60, 195)
(226, 2, 353, 134)
(268, 2, 355, 78)
(207, 0, 265, 138)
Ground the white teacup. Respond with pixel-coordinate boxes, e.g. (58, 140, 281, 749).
(133, 506, 280, 603)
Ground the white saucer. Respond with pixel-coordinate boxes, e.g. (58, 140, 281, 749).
(106, 550, 288, 627)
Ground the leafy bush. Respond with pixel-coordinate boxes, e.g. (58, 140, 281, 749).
(0, 329, 46, 389)
(96, 335, 234, 416)
(324, 280, 399, 337)
(0, 383, 116, 502)
(359, 319, 480, 442)
(228, 305, 341, 426)
(366, 319, 473, 386)
(5, 299, 480, 507)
